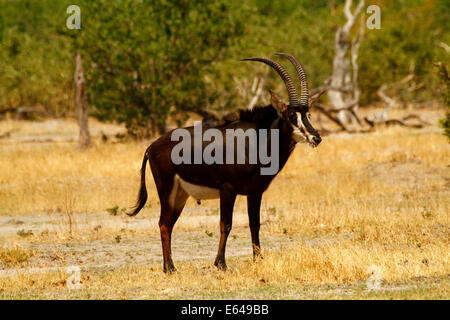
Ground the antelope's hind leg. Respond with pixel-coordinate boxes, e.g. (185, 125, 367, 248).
(214, 184, 237, 271)
(159, 179, 189, 273)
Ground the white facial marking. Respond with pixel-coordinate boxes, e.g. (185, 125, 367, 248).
(291, 112, 307, 143)
(292, 127, 307, 142)
(292, 112, 316, 144)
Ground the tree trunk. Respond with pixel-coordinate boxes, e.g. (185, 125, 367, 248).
(328, 0, 365, 127)
(74, 51, 91, 150)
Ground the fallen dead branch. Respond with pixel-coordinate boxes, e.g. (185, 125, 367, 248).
(0, 106, 48, 120)
(0, 129, 18, 140)
(363, 77, 429, 129)
(364, 115, 429, 129)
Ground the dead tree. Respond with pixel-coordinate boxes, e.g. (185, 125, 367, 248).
(74, 51, 91, 150)
(364, 75, 429, 129)
(328, 0, 365, 128)
(247, 76, 265, 110)
(311, 1, 428, 133)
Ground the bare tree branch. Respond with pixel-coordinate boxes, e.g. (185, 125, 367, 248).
(247, 76, 265, 110)
(314, 104, 348, 131)
(342, 0, 365, 35)
(364, 78, 429, 129)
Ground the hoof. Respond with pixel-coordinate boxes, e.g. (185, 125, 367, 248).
(214, 259, 227, 271)
(163, 265, 177, 274)
(253, 253, 263, 262)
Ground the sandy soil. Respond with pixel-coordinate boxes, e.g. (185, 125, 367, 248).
(0, 211, 304, 276)
(0, 132, 448, 277)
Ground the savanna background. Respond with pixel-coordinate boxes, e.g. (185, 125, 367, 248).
(0, 0, 448, 299)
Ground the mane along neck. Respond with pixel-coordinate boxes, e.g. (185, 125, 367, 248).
(236, 105, 279, 129)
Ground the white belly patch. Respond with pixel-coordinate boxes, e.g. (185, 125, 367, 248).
(175, 174, 220, 200)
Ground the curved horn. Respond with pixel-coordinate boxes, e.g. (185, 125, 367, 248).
(275, 53, 309, 108)
(241, 57, 300, 107)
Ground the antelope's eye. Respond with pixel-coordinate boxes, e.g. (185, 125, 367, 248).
(289, 112, 296, 121)
(307, 113, 311, 120)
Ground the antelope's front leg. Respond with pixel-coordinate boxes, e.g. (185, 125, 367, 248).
(214, 184, 236, 270)
(247, 193, 262, 259)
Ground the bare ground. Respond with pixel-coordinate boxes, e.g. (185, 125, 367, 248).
(0, 113, 448, 299)
(0, 141, 447, 279)
(1, 210, 348, 277)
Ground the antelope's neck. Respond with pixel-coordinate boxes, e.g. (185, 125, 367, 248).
(271, 118, 296, 173)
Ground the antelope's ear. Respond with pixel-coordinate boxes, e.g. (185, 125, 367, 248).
(269, 90, 287, 117)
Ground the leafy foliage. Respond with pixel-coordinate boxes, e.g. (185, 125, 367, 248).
(0, 0, 448, 136)
(435, 62, 450, 139)
(64, 0, 245, 135)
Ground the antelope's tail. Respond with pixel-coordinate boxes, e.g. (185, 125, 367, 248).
(126, 149, 149, 216)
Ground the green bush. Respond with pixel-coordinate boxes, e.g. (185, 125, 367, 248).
(67, 0, 245, 136)
(0, 0, 448, 136)
(435, 62, 450, 139)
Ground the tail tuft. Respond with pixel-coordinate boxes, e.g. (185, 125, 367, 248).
(126, 150, 149, 216)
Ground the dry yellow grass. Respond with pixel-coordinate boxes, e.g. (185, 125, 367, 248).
(0, 245, 448, 299)
(0, 246, 35, 268)
(0, 113, 448, 299)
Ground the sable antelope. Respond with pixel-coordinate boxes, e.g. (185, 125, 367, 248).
(127, 53, 322, 273)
